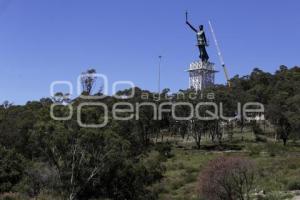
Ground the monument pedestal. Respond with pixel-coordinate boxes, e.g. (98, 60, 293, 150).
(187, 60, 218, 91)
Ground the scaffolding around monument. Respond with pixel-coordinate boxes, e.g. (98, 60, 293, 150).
(187, 60, 218, 91)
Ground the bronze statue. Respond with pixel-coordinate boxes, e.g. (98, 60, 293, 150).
(185, 12, 209, 63)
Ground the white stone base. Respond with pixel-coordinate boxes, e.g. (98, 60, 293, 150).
(187, 60, 217, 91)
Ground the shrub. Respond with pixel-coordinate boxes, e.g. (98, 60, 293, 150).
(181, 171, 196, 183)
(287, 180, 300, 190)
(247, 144, 262, 156)
(155, 142, 173, 159)
(197, 156, 256, 200)
(185, 165, 198, 173)
(171, 178, 184, 190)
(35, 192, 64, 200)
(262, 192, 293, 200)
(184, 173, 196, 183)
(15, 162, 59, 197)
(287, 162, 298, 170)
(0, 193, 29, 200)
(265, 143, 284, 157)
(255, 135, 267, 143)
(252, 123, 264, 135)
(251, 123, 267, 142)
(0, 146, 26, 193)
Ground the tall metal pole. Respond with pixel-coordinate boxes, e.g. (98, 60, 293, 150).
(158, 55, 162, 94)
(208, 20, 231, 87)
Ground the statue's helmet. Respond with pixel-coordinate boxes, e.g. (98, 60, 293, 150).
(199, 25, 204, 30)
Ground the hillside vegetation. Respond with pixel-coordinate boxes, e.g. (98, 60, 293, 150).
(0, 66, 299, 200)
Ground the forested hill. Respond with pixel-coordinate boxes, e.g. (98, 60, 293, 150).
(0, 65, 299, 200)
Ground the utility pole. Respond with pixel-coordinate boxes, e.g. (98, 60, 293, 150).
(158, 55, 162, 94)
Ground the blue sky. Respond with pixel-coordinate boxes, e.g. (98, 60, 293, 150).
(0, 0, 300, 104)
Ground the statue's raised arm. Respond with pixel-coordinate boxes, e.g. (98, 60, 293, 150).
(185, 11, 197, 33)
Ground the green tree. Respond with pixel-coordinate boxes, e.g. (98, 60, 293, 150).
(0, 146, 26, 193)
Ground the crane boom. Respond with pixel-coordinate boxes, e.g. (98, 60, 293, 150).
(208, 20, 231, 87)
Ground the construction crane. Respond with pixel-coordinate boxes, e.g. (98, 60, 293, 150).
(208, 20, 231, 87)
